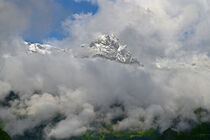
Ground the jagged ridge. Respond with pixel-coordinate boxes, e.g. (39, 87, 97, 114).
(88, 34, 140, 65)
(25, 34, 141, 66)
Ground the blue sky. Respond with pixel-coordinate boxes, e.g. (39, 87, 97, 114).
(23, 0, 98, 43)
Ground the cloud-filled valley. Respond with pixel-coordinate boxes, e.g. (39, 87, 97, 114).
(1, 0, 210, 139)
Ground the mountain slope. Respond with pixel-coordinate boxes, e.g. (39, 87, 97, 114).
(86, 34, 140, 65)
(25, 34, 141, 66)
(25, 42, 69, 55)
(0, 129, 11, 140)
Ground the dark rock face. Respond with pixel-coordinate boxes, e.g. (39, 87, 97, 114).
(0, 91, 19, 107)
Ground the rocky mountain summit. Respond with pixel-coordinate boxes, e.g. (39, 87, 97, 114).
(86, 34, 140, 65)
(25, 34, 141, 66)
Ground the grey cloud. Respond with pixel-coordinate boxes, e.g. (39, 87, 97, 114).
(1, 0, 210, 139)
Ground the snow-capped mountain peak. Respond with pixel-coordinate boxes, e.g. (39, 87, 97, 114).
(25, 42, 69, 55)
(25, 42, 53, 54)
(24, 34, 141, 66)
(87, 34, 141, 65)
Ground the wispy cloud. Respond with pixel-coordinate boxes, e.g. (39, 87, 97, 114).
(1, 0, 210, 139)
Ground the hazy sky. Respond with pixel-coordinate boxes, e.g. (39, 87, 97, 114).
(22, 0, 98, 43)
